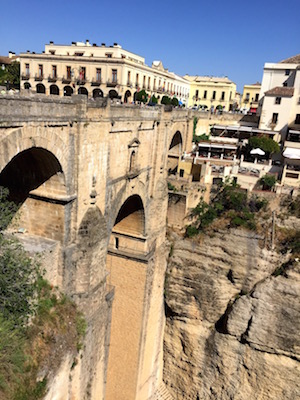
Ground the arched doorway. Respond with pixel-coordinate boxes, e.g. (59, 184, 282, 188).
(78, 87, 88, 96)
(168, 131, 183, 175)
(64, 86, 73, 96)
(50, 84, 59, 95)
(0, 147, 67, 241)
(24, 82, 31, 90)
(36, 84, 45, 94)
(124, 90, 131, 103)
(108, 89, 119, 100)
(106, 194, 147, 400)
(92, 88, 103, 99)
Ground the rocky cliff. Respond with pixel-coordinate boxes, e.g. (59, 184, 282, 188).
(163, 226, 300, 399)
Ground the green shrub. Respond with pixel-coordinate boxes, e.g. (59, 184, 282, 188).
(185, 225, 199, 238)
(259, 174, 276, 190)
(161, 95, 171, 105)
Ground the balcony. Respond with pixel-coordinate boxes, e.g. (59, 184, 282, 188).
(62, 76, 72, 84)
(21, 74, 30, 80)
(107, 79, 118, 87)
(34, 74, 44, 81)
(91, 79, 102, 86)
(48, 75, 57, 83)
(76, 77, 87, 85)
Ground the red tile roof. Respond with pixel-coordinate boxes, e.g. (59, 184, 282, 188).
(279, 54, 300, 64)
(265, 87, 294, 97)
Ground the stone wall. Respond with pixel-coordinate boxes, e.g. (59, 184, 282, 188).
(0, 95, 194, 400)
(163, 228, 300, 399)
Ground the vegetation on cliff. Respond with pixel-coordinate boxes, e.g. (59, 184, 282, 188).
(186, 180, 268, 237)
(0, 187, 86, 400)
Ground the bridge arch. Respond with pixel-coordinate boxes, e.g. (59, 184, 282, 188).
(106, 193, 148, 400)
(0, 147, 67, 241)
(168, 130, 183, 175)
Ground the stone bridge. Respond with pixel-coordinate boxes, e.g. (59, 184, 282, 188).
(0, 94, 193, 400)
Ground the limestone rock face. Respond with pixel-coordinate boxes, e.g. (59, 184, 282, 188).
(163, 229, 300, 400)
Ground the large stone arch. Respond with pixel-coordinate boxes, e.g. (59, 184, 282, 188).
(167, 130, 183, 175)
(105, 192, 149, 400)
(0, 127, 72, 241)
(0, 126, 69, 185)
(0, 146, 67, 240)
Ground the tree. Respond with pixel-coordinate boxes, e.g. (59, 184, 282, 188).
(0, 61, 20, 89)
(149, 95, 158, 104)
(248, 136, 280, 154)
(259, 174, 276, 190)
(135, 89, 148, 103)
(0, 186, 17, 231)
(161, 95, 171, 105)
(171, 97, 179, 107)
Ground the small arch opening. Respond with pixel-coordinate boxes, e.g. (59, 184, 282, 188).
(36, 83, 45, 94)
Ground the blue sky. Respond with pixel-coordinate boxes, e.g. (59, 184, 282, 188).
(1, 0, 299, 92)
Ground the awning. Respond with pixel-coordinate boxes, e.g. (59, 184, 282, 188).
(283, 147, 300, 160)
(198, 143, 237, 150)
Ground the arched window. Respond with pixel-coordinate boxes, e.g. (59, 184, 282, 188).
(64, 86, 73, 97)
(78, 87, 88, 96)
(93, 88, 103, 98)
(24, 82, 31, 90)
(36, 83, 45, 94)
(129, 151, 136, 171)
(50, 85, 59, 95)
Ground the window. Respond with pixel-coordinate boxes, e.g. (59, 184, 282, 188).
(245, 93, 250, 101)
(38, 64, 43, 77)
(136, 73, 139, 87)
(96, 68, 101, 82)
(195, 90, 199, 100)
(143, 75, 146, 88)
(272, 113, 278, 124)
(79, 67, 86, 80)
(127, 71, 131, 84)
(229, 91, 232, 100)
(295, 114, 300, 124)
(285, 69, 290, 76)
(66, 66, 71, 79)
(115, 237, 119, 249)
(221, 91, 225, 100)
(148, 77, 151, 89)
(275, 97, 281, 104)
(203, 90, 207, 99)
(74, 52, 84, 56)
(105, 53, 112, 58)
(25, 63, 30, 76)
(49, 50, 55, 55)
(255, 93, 259, 102)
(52, 65, 57, 78)
(153, 78, 156, 90)
(283, 82, 288, 87)
(112, 69, 117, 83)
(179, 169, 184, 178)
(212, 91, 216, 100)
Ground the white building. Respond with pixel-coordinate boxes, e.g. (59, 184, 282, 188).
(19, 40, 190, 104)
(258, 54, 300, 188)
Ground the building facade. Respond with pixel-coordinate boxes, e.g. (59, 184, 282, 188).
(184, 75, 237, 111)
(19, 40, 190, 104)
(240, 82, 261, 113)
(258, 54, 300, 188)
